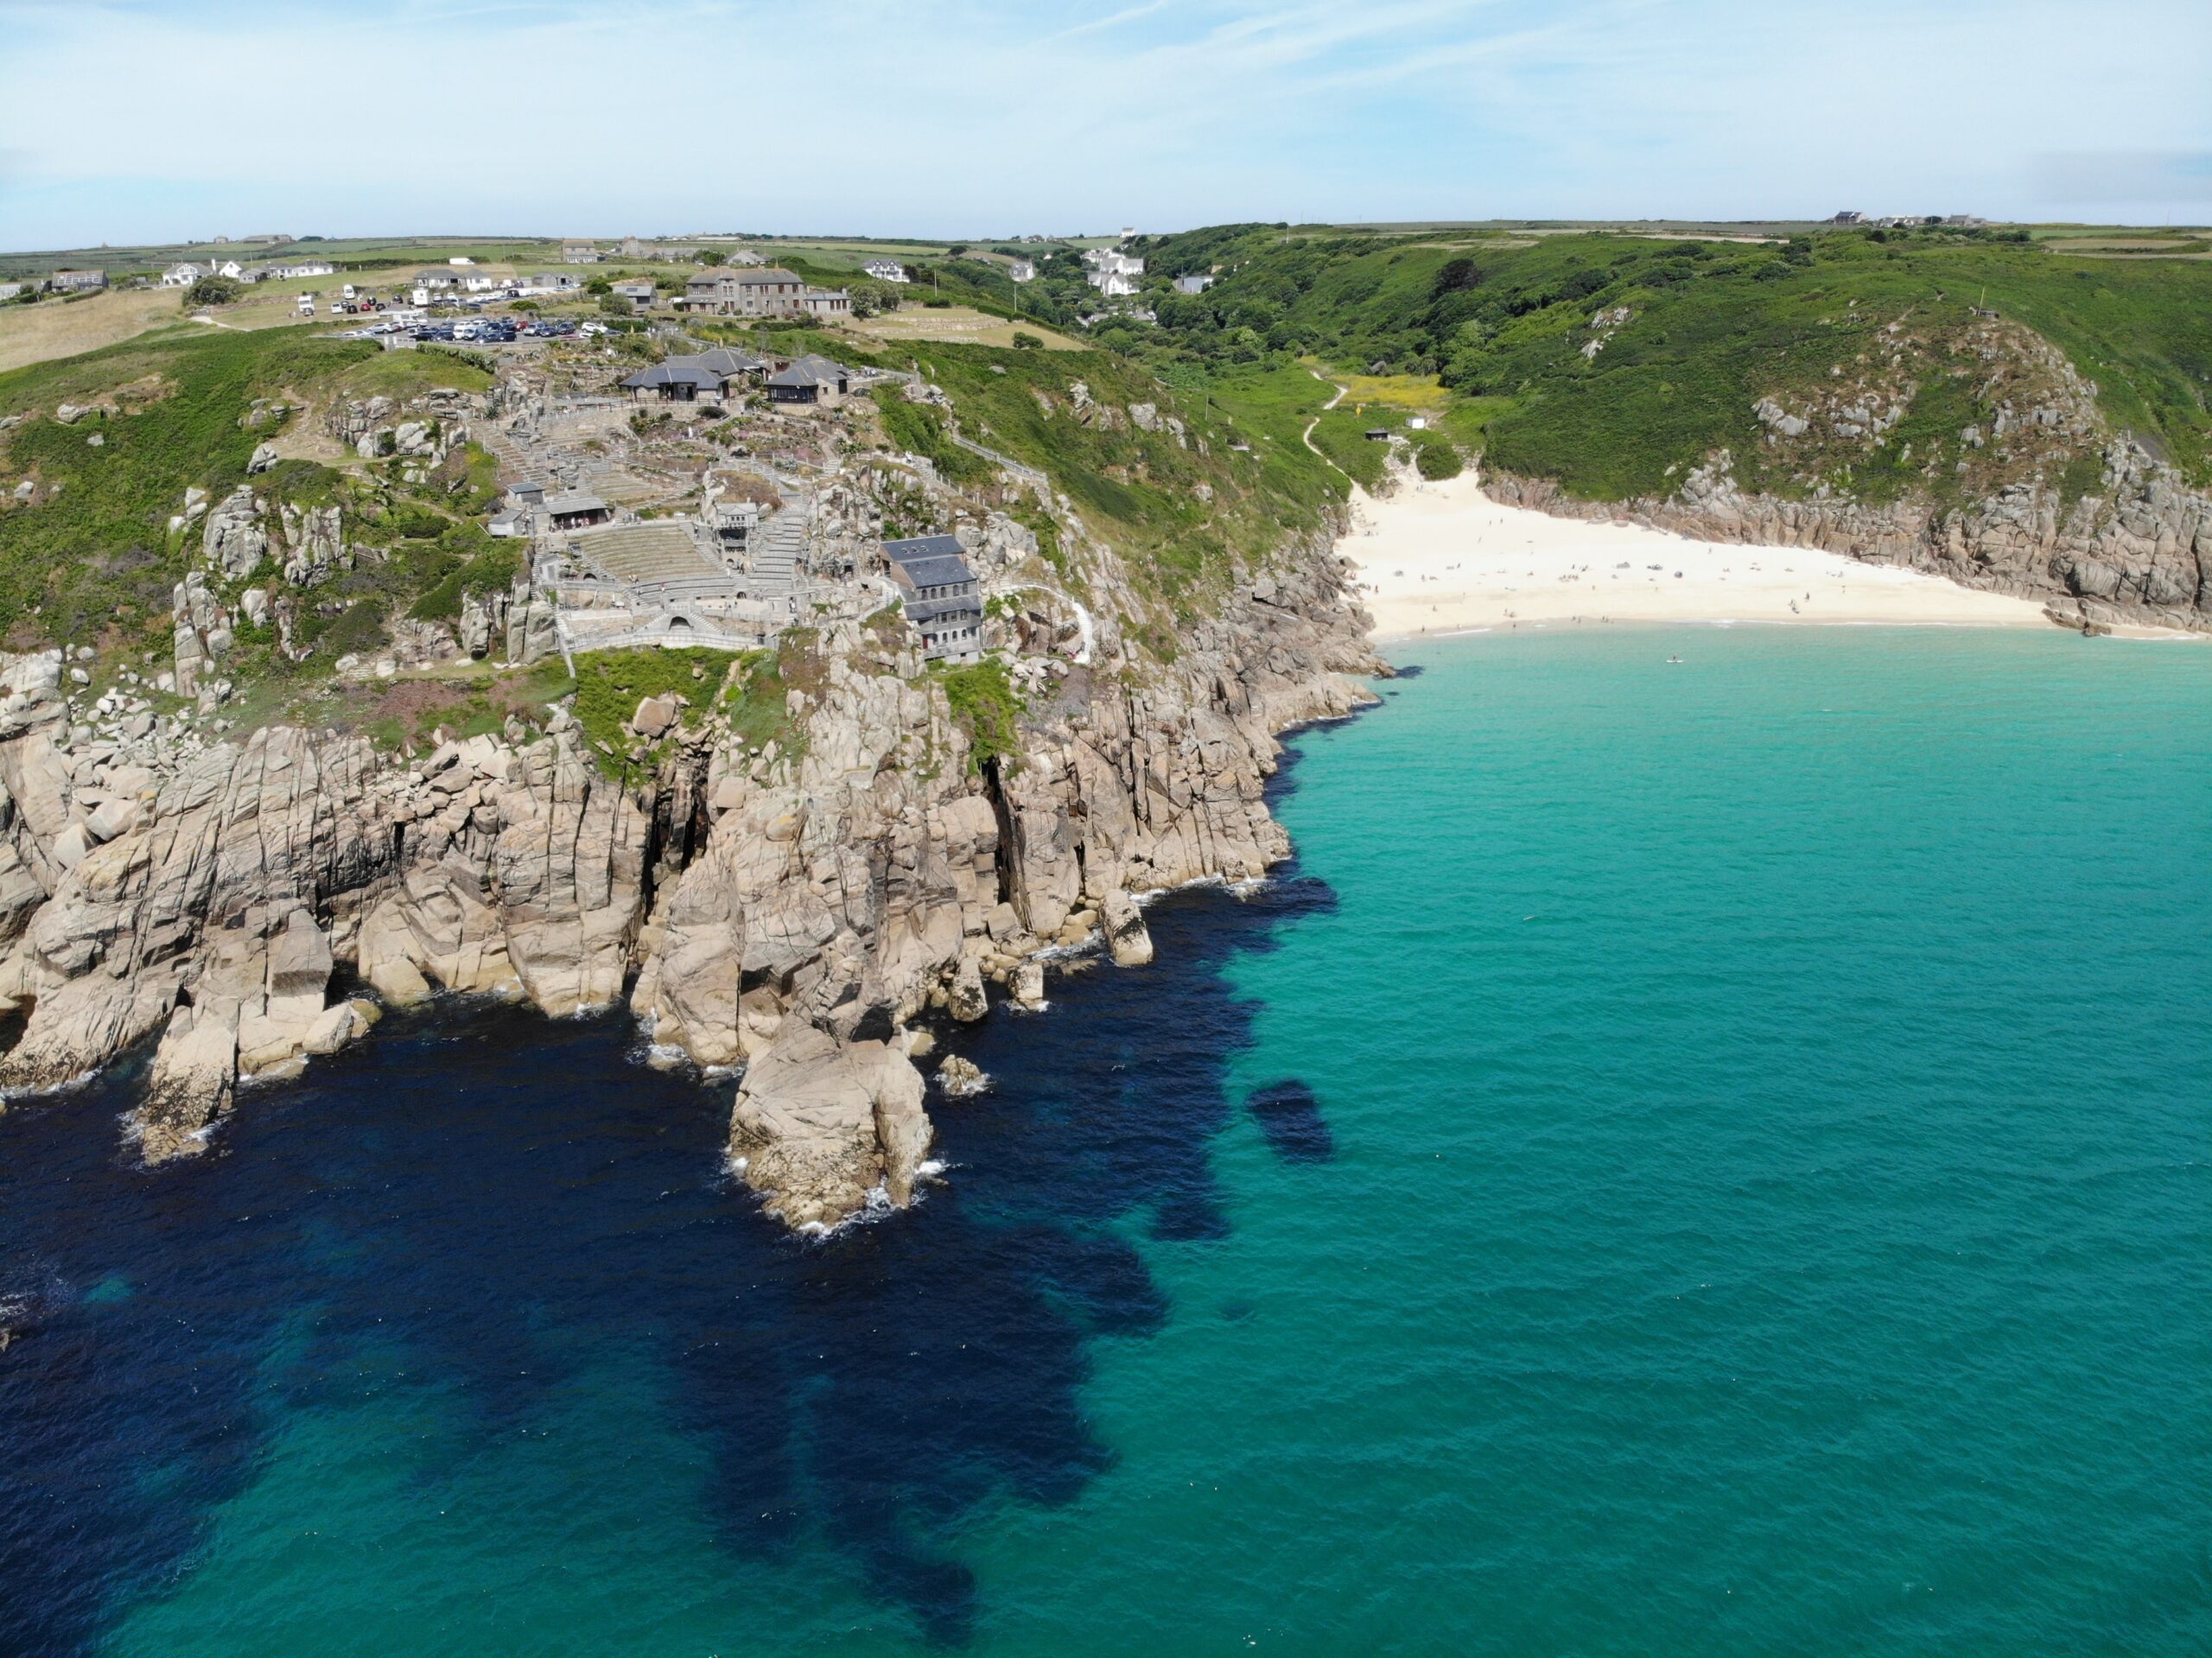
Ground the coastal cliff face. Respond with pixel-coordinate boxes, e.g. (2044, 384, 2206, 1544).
(0, 531, 1380, 1231)
(1485, 318, 2212, 634)
(1488, 446, 2212, 633)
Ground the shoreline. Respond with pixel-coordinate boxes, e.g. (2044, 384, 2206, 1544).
(1339, 468, 2202, 644)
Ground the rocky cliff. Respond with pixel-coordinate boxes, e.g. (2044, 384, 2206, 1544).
(1486, 316, 2212, 634)
(0, 530, 1380, 1231)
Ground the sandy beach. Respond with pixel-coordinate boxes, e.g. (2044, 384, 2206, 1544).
(1343, 468, 2057, 639)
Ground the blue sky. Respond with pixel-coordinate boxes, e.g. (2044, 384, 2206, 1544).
(2, 0, 2208, 251)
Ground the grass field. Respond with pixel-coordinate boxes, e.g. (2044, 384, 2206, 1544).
(844, 306, 1084, 351)
(0, 289, 202, 374)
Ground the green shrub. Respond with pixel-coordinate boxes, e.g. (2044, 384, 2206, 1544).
(571, 646, 731, 768)
(1414, 439, 1463, 480)
(937, 658, 1023, 772)
(184, 276, 242, 308)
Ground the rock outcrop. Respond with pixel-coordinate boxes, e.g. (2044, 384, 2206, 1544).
(1484, 316, 2212, 632)
(0, 495, 1381, 1230)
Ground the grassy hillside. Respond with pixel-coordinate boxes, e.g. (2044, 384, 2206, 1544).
(730, 326, 1345, 638)
(0, 327, 508, 662)
(1122, 225, 2212, 499)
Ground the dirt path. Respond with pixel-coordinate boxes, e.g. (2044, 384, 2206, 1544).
(1301, 368, 1349, 473)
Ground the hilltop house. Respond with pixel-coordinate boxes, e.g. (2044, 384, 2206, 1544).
(766, 354, 850, 405)
(862, 259, 910, 283)
(1084, 248, 1144, 295)
(1084, 248, 1143, 276)
(880, 536, 983, 661)
(678, 268, 808, 317)
(562, 241, 601, 264)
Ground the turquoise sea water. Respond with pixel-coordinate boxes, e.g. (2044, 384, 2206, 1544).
(3, 626, 2209, 1655)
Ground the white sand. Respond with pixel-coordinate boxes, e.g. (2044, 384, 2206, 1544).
(1341, 469, 2056, 639)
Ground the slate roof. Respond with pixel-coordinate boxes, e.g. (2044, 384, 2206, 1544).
(697, 346, 766, 373)
(882, 535, 977, 592)
(768, 353, 849, 388)
(621, 360, 726, 392)
(543, 491, 608, 516)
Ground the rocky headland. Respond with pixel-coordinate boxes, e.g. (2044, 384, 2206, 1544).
(0, 501, 1379, 1229)
(1484, 319, 2212, 635)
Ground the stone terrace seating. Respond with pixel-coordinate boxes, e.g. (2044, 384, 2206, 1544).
(569, 524, 727, 589)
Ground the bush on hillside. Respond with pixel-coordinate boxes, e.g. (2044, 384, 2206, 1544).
(1414, 439, 1463, 481)
(938, 658, 1023, 772)
(184, 276, 242, 308)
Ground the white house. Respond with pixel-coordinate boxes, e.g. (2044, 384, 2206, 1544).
(1008, 259, 1036, 283)
(1089, 272, 1139, 297)
(461, 275, 498, 293)
(1173, 273, 1214, 294)
(215, 260, 245, 280)
(862, 259, 910, 283)
(1084, 247, 1143, 278)
(160, 262, 204, 288)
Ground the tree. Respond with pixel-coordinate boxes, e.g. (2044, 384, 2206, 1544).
(183, 275, 242, 308)
(1431, 257, 1483, 297)
(1011, 331, 1043, 349)
(584, 276, 612, 296)
(697, 249, 726, 268)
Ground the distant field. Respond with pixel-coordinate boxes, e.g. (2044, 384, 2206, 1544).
(844, 306, 1084, 352)
(0, 288, 197, 374)
(1334, 372, 1449, 410)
